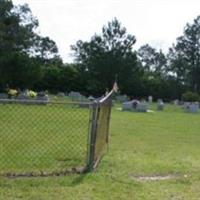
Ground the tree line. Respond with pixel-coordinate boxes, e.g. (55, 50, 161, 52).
(1, 0, 200, 100)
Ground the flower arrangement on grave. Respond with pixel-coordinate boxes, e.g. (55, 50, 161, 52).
(8, 89, 18, 97)
(27, 90, 37, 98)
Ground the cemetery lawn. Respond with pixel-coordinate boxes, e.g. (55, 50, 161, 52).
(1, 104, 200, 199)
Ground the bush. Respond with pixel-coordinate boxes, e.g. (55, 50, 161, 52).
(182, 91, 200, 102)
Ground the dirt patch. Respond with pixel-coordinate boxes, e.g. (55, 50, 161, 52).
(131, 174, 184, 182)
(135, 175, 174, 181)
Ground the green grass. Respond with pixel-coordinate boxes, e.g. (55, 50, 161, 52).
(1, 103, 200, 199)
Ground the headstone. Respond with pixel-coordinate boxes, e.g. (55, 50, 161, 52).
(122, 100, 147, 112)
(148, 96, 153, 103)
(189, 103, 199, 113)
(122, 101, 133, 111)
(132, 99, 140, 109)
(183, 102, 190, 110)
(37, 92, 49, 103)
(136, 101, 149, 112)
(173, 99, 179, 105)
(69, 91, 81, 101)
(157, 99, 164, 111)
(88, 95, 95, 101)
(184, 102, 199, 113)
(57, 92, 65, 97)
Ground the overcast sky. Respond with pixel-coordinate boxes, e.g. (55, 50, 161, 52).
(13, 0, 200, 63)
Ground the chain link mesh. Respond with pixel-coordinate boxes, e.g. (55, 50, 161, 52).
(0, 100, 91, 176)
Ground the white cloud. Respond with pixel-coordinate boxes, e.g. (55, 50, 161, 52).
(13, 0, 200, 62)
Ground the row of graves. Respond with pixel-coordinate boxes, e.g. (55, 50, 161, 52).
(184, 102, 199, 113)
(122, 99, 149, 112)
(1, 90, 199, 113)
(116, 94, 199, 113)
(0, 90, 49, 105)
(119, 95, 165, 113)
(0, 89, 102, 104)
(173, 99, 200, 113)
(0, 90, 96, 108)
(41, 91, 200, 113)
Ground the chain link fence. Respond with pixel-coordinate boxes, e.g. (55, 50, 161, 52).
(0, 100, 91, 176)
(0, 91, 114, 176)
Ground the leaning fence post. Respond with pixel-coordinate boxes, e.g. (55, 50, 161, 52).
(87, 101, 98, 172)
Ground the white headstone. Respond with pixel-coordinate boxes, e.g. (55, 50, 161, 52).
(173, 99, 179, 105)
(157, 99, 164, 111)
(148, 96, 153, 103)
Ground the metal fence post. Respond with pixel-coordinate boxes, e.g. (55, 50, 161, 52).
(87, 101, 99, 172)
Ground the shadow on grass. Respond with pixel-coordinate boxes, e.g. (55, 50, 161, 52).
(70, 174, 88, 186)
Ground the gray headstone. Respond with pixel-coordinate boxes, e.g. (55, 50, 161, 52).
(69, 91, 81, 101)
(122, 101, 133, 111)
(57, 92, 65, 97)
(37, 91, 47, 97)
(184, 102, 199, 113)
(88, 95, 95, 101)
(36, 92, 49, 104)
(122, 99, 150, 112)
(157, 99, 164, 111)
(37, 95, 49, 101)
(183, 102, 190, 109)
(136, 101, 149, 112)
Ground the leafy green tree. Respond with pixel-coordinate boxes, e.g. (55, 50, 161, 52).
(0, 52, 42, 90)
(138, 44, 167, 76)
(71, 18, 140, 95)
(36, 64, 81, 93)
(0, 1, 38, 53)
(168, 16, 200, 92)
(34, 36, 60, 63)
(0, 0, 60, 90)
(39, 65, 61, 93)
(59, 64, 81, 93)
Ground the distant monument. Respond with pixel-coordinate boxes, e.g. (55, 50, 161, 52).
(122, 99, 148, 112)
(157, 99, 164, 111)
(148, 96, 153, 103)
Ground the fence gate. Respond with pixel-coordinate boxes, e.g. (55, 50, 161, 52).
(87, 90, 114, 171)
